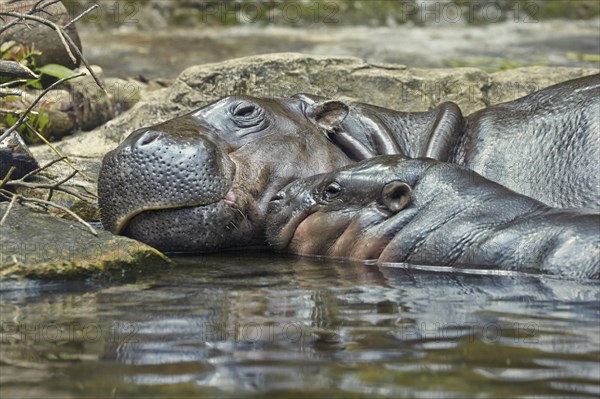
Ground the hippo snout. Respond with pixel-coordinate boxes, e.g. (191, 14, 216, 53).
(269, 191, 286, 204)
(98, 117, 236, 236)
(267, 178, 319, 215)
(135, 130, 162, 147)
(265, 191, 287, 223)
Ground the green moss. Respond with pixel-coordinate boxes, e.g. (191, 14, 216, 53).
(444, 58, 550, 73)
(1, 242, 171, 280)
(564, 52, 600, 63)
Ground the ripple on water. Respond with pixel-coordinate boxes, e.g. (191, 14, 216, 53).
(0, 253, 598, 398)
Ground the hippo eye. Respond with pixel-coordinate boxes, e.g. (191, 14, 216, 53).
(233, 103, 258, 118)
(231, 102, 265, 130)
(322, 182, 342, 201)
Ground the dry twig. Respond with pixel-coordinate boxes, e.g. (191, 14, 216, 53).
(25, 122, 95, 182)
(0, 194, 17, 225)
(0, 166, 16, 188)
(3, 156, 96, 201)
(64, 4, 99, 29)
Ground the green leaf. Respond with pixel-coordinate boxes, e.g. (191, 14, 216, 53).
(26, 78, 43, 89)
(36, 64, 74, 79)
(0, 40, 16, 54)
(6, 113, 25, 134)
(6, 113, 18, 126)
(36, 112, 50, 133)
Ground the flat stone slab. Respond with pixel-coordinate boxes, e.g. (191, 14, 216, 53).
(33, 53, 598, 159)
(0, 203, 170, 279)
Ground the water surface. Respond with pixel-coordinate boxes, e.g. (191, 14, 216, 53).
(1, 252, 599, 398)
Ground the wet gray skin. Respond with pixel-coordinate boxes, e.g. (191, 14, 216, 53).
(266, 156, 600, 280)
(301, 73, 600, 209)
(98, 95, 352, 252)
(99, 74, 599, 253)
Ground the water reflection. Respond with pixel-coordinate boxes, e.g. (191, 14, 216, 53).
(1, 252, 598, 398)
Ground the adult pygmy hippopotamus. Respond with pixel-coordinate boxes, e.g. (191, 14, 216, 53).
(98, 74, 599, 253)
(266, 156, 600, 280)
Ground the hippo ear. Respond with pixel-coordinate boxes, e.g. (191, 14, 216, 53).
(307, 101, 349, 131)
(381, 181, 412, 213)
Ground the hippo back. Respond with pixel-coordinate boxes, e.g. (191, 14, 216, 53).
(459, 73, 600, 209)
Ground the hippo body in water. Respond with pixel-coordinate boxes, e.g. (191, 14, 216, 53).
(266, 156, 600, 280)
(98, 74, 599, 253)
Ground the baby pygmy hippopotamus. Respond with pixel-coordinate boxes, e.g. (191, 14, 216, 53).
(265, 156, 599, 279)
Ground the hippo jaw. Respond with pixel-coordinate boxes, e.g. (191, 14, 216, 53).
(104, 182, 239, 236)
(111, 188, 237, 236)
(120, 193, 263, 253)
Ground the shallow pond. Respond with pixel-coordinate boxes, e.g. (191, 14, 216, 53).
(1, 252, 599, 398)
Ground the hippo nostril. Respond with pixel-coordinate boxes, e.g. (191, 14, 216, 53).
(138, 131, 161, 147)
(270, 192, 285, 202)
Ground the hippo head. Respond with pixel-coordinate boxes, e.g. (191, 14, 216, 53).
(98, 94, 353, 252)
(265, 155, 414, 259)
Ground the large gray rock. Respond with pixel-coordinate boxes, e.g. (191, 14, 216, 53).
(0, 0, 82, 69)
(0, 203, 170, 279)
(0, 131, 39, 180)
(0, 66, 114, 142)
(486, 66, 600, 105)
(33, 53, 599, 159)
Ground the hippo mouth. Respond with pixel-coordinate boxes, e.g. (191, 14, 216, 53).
(110, 186, 238, 236)
(266, 206, 312, 251)
(120, 191, 263, 253)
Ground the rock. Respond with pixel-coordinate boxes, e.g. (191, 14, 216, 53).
(104, 77, 170, 116)
(32, 53, 598, 159)
(0, 131, 39, 181)
(0, 203, 170, 279)
(0, 0, 82, 69)
(65, 66, 114, 131)
(486, 66, 600, 105)
(0, 66, 114, 142)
